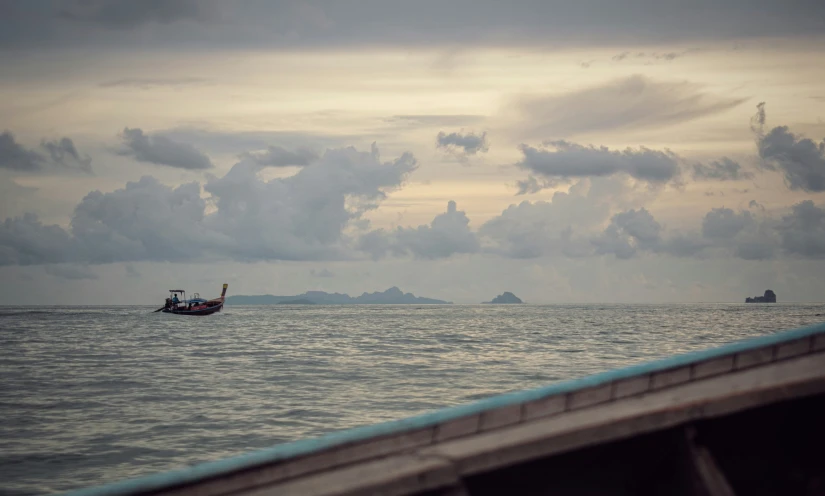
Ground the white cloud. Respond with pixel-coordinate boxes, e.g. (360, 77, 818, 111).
(359, 200, 480, 259)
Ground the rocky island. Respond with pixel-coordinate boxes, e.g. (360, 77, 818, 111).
(483, 292, 523, 304)
(226, 287, 452, 305)
(746, 290, 777, 303)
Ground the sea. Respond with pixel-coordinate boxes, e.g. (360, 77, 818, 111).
(1, 303, 824, 495)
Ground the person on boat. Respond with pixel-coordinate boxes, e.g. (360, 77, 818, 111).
(172, 294, 180, 306)
(164, 298, 172, 309)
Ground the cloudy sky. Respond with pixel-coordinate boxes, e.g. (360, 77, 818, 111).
(1, 0, 824, 305)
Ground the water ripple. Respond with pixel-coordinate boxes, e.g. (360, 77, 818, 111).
(0, 303, 823, 494)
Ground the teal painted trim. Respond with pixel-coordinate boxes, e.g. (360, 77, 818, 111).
(62, 321, 825, 496)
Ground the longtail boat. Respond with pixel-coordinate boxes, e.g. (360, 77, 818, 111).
(62, 321, 825, 495)
(156, 283, 228, 316)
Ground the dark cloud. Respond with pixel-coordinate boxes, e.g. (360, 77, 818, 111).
(0, 131, 91, 174)
(756, 125, 825, 192)
(58, 0, 206, 28)
(692, 157, 754, 181)
(611, 50, 691, 63)
(702, 208, 754, 239)
(44, 264, 97, 280)
(0, 132, 44, 172)
(359, 201, 479, 260)
(0, 213, 74, 266)
(156, 127, 366, 157)
(592, 208, 662, 259)
(242, 146, 320, 167)
(1, 144, 417, 266)
(777, 200, 825, 259)
(99, 77, 208, 88)
(3, 1, 823, 50)
(117, 127, 213, 170)
(516, 140, 681, 185)
(435, 131, 489, 155)
(515, 175, 567, 195)
(310, 268, 335, 278)
(505, 75, 746, 139)
(41, 137, 92, 173)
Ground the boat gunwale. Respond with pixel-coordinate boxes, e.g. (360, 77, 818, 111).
(60, 320, 825, 496)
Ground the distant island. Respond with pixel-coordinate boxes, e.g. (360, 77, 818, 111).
(226, 286, 452, 305)
(746, 290, 777, 303)
(483, 292, 523, 304)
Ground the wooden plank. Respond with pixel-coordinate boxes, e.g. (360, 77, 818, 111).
(568, 383, 612, 409)
(684, 427, 736, 496)
(651, 366, 691, 390)
(693, 356, 735, 380)
(157, 428, 435, 496)
(434, 415, 479, 442)
(237, 454, 458, 496)
(522, 394, 566, 421)
(735, 347, 773, 369)
(479, 404, 522, 431)
(419, 352, 825, 478)
(815, 333, 825, 351)
(776, 337, 811, 360)
(613, 375, 651, 399)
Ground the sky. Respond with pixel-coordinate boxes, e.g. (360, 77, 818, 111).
(1, 0, 824, 305)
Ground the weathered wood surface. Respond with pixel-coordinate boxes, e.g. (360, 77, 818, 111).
(63, 323, 825, 496)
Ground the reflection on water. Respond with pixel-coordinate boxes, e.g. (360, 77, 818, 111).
(0, 303, 823, 494)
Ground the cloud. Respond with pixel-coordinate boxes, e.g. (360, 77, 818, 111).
(611, 50, 692, 63)
(359, 201, 479, 259)
(515, 140, 681, 186)
(592, 208, 662, 259)
(0, 213, 75, 266)
(125, 264, 140, 277)
(117, 127, 213, 170)
(505, 75, 746, 139)
(692, 157, 754, 181)
(99, 77, 209, 88)
(58, 0, 207, 28)
(155, 127, 365, 157)
(0, 178, 38, 216)
(701, 208, 754, 239)
(242, 146, 320, 167)
(756, 125, 825, 192)
(44, 264, 98, 280)
(385, 115, 487, 129)
(479, 178, 631, 259)
(435, 131, 489, 155)
(0, 132, 43, 172)
(310, 268, 335, 278)
(1, 144, 417, 266)
(0, 131, 91, 174)
(69, 176, 221, 264)
(41, 137, 92, 173)
(515, 175, 567, 195)
(777, 201, 825, 259)
(5, 1, 824, 50)
(203, 144, 417, 261)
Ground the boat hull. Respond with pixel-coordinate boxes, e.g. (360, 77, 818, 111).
(161, 302, 223, 316)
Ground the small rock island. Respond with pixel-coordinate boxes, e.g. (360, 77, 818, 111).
(746, 290, 777, 303)
(483, 292, 523, 304)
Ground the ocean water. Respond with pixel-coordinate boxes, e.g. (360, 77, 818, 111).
(1, 303, 824, 495)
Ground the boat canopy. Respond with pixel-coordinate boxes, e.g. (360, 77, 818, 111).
(169, 290, 185, 293)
